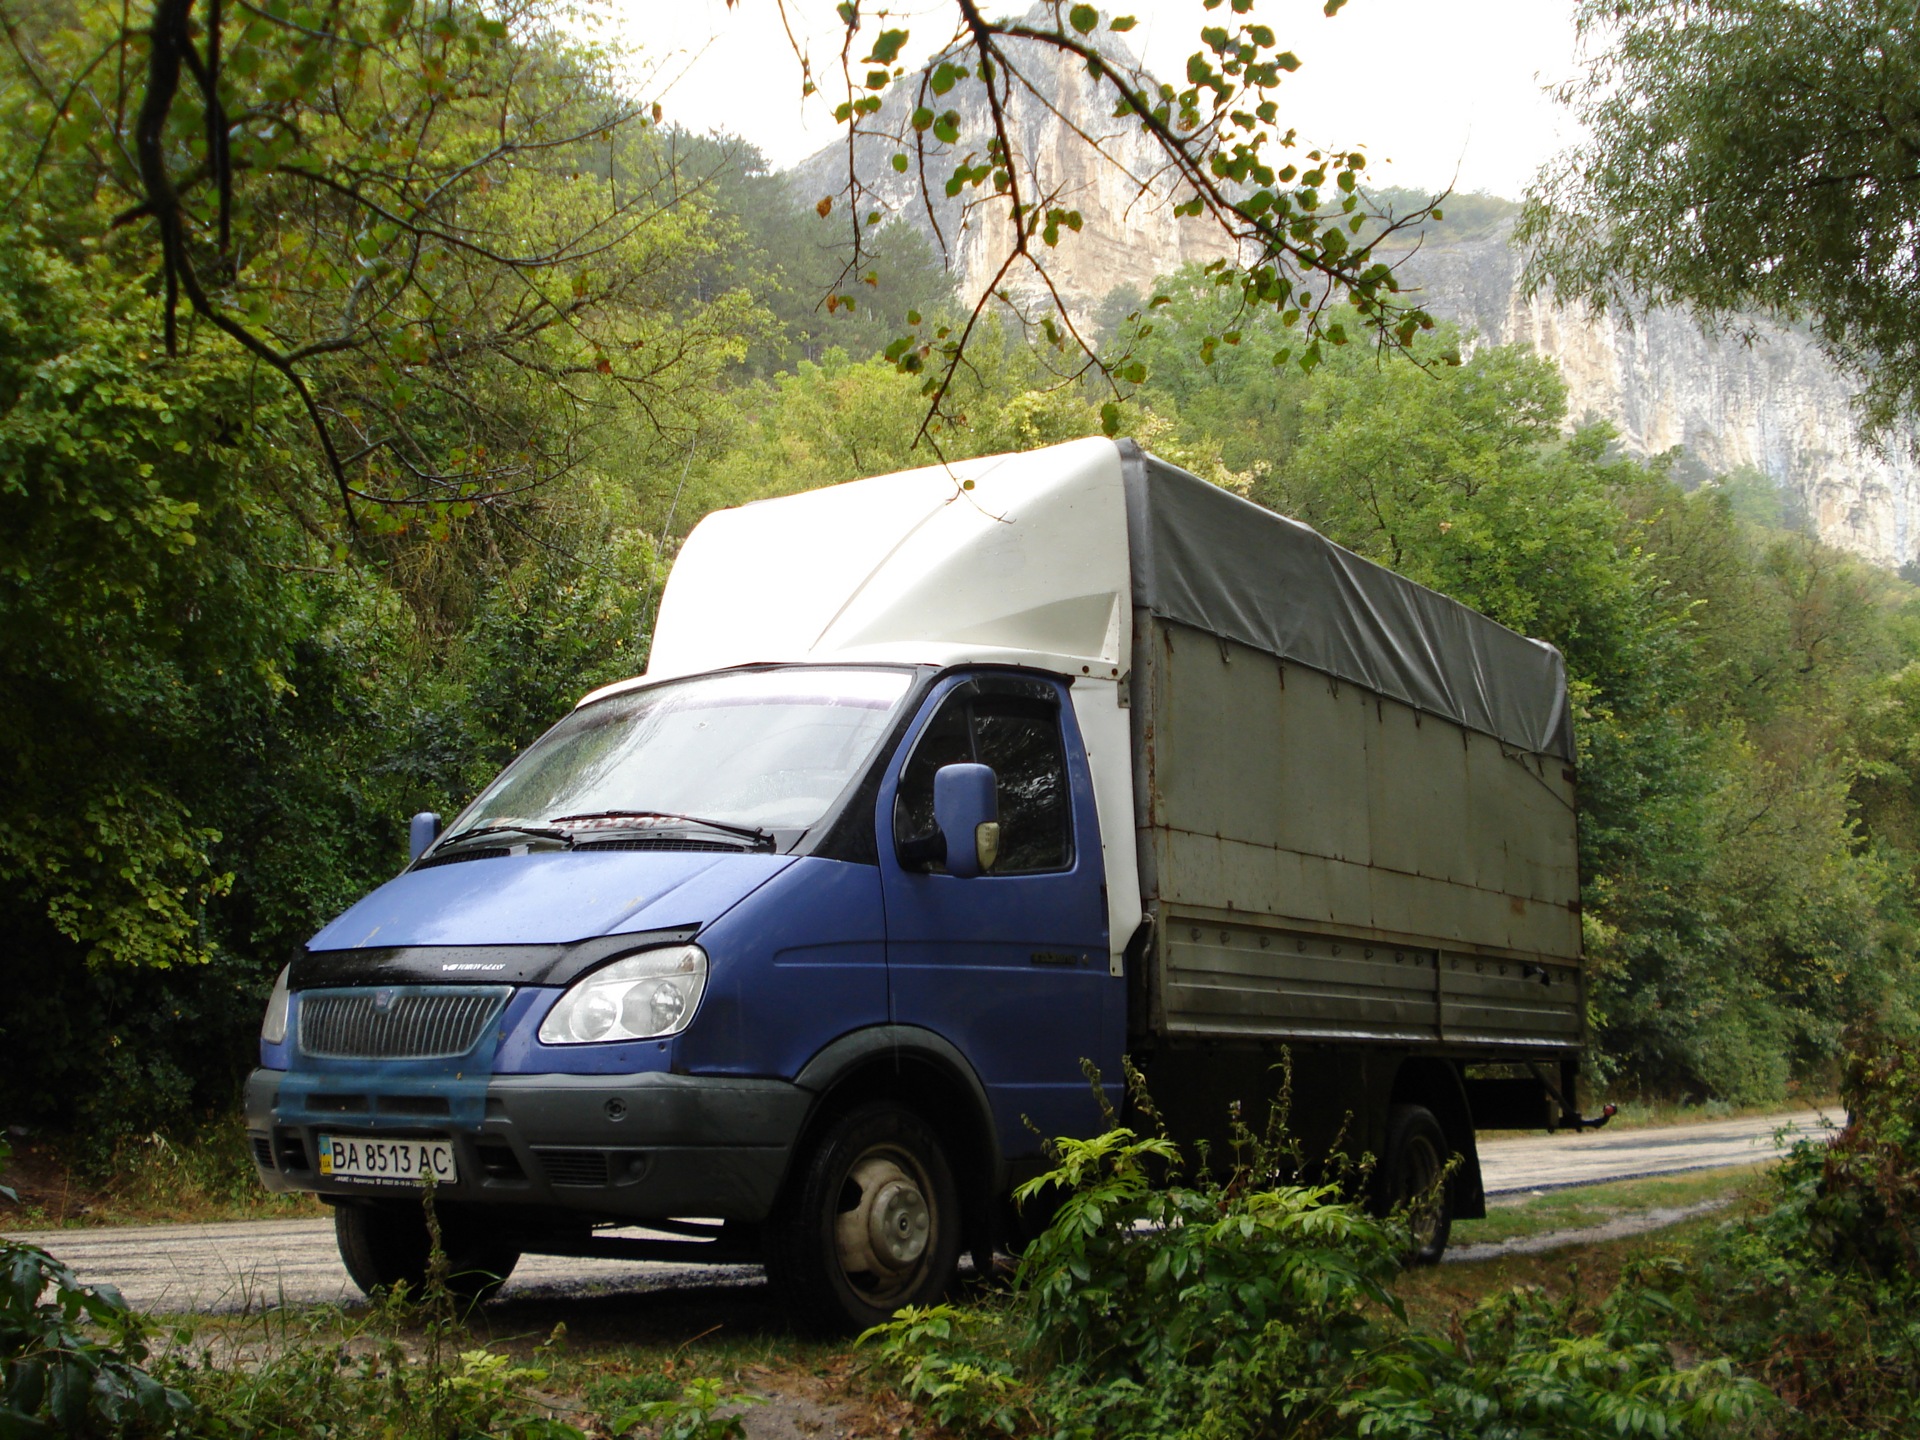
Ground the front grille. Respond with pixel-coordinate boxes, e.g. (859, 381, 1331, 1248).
(534, 1149, 610, 1187)
(298, 987, 507, 1060)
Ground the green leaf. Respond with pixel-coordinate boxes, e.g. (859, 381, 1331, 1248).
(868, 28, 910, 64)
(1069, 5, 1099, 34)
(1110, 15, 1138, 32)
(891, 153, 909, 172)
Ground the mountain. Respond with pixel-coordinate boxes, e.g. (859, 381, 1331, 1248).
(1397, 217, 1920, 572)
(787, 8, 1232, 322)
(787, 13, 1920, 572)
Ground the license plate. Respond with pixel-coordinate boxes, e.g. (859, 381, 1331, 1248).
(316, 1134, 458, 1186)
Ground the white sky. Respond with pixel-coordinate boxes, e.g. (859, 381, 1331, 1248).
(604, 0, 1584, 200)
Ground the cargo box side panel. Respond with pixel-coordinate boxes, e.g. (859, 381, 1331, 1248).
(1141, 618, 1581, 1049)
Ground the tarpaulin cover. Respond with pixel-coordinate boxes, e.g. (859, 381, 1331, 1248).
(1119, 443, 1575, 761)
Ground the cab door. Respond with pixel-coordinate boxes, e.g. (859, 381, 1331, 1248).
(878, 673, 1120, 1160)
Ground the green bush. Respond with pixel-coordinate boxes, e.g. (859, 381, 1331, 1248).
(865, 1102, 1768, 1439)
(1678, 1028, 1920, 1435)
(0, 1240, 192, 1438)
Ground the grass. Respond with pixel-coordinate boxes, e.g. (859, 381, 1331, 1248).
(1454, 1163, 1767, 1247)
(1393, 1183, 1772, 1328)
(155, 1284, 902, 1439)
(1, 1123, 324, 1229)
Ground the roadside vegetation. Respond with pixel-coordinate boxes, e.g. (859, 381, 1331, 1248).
(7, 1040, 1918, 1438)
(858, 1032, 1920, 1440)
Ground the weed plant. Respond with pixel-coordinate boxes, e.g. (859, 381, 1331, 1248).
(1675, 1028, 1920, 1436)
(863, 1071, 1769, 1439)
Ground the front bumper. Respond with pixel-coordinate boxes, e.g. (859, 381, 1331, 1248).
(245, 1068, 809, 1222)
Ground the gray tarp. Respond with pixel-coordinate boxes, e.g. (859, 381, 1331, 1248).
(1119, 443, 1576, 761)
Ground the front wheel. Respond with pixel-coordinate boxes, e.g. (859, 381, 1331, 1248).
(1376, 1103, 1453, 1265)
(334, 1200, 521, 1304)
(766, 1102, 962, 1333)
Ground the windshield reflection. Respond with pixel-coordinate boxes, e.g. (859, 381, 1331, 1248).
(443, 667, 914, 848)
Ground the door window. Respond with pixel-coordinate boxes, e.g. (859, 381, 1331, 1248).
(895, 691, 1072, 874)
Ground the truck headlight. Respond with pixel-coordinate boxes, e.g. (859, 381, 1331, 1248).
(261, 964, 291, 1045)
(539, 945, 708, 1045)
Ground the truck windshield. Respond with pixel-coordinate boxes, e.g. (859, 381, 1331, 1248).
(449, 667, 914, 841)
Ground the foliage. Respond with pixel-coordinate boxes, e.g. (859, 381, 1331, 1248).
(791, 1, 1443, 443)
(0, 1236, 193, 1439)
(1522, 0, 1920, 436)
(3, 0, 756, 528)
(159, 1211, 754, 1440)
(1655, 1028, 1920, 1435)
(0, 1, 699, 1147)
(866, 1111, 1768, 1439)
(658, 133, 960, 378)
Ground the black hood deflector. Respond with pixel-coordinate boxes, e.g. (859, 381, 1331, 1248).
(291, 927, 700, 990)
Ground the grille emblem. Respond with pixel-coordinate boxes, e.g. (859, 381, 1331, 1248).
(373, 989, 397, 1013)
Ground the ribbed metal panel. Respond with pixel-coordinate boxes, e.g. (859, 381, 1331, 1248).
(298, 987, 506, 1060)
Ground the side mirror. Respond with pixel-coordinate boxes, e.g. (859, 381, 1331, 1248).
(933, 764, 1000, 878)
(409, 812, 442, 862)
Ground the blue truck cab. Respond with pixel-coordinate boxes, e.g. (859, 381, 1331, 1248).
(249, 438, 1592, 1328)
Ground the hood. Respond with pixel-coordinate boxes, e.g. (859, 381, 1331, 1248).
(306, 850, 797, 951)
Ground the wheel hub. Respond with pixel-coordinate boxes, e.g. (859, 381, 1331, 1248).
(834, 1154, 932, 1280)
(868, 1177, 930, 1270)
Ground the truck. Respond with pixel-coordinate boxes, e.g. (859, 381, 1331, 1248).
(247, 436, 1596, 1330)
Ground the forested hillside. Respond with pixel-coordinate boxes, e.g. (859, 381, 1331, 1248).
(5, 0, 1919, 1161)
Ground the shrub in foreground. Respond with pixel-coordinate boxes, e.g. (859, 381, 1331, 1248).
(866, 1119, 1766, 1438)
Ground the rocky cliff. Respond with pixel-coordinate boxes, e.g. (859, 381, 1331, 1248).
(1399, 222, 1920, 572)
(788, 15, 1920, 571)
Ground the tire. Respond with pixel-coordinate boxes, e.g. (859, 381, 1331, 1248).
(1377, 1103, 1453, 1266)
(334, 1200, 521, 1304)
(766, 1102, 963, 1333)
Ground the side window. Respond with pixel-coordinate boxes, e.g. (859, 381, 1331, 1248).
(972, 699, 1070, 872)
(893, 698, 972, 864)
(893, 688, 1072, 875)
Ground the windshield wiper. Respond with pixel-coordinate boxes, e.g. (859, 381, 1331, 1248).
(547, 810, 776, 850)
(432, 823, 575, 854)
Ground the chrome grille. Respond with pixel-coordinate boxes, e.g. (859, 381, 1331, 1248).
(298, 987, 507, 1060)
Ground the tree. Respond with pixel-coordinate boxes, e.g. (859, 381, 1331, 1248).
(760, 0, 1443, 446)
(1521, 0, 1920, 437)
(2, 0, 756, 535)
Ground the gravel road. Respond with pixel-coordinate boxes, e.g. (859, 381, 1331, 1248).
(2, 1108, 1840, 1315)
(1477, 1107, 1837, 1196)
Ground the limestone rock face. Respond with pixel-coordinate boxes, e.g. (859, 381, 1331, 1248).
(1400, 223, 1920, 571)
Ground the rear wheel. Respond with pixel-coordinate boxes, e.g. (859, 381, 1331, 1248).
(334, 1200, 521, 1303)
(766, 1102, 962, 1333)
(1377, 1103, 1453, 1265)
